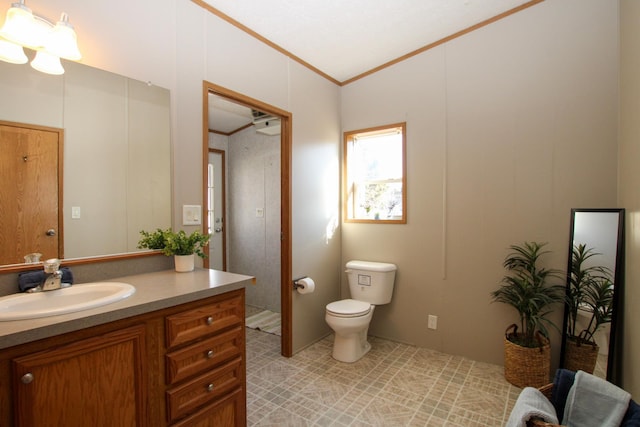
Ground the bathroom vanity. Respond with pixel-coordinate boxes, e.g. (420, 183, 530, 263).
(0, 268, 252, 427)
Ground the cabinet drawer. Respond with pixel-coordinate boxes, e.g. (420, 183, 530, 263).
(171, 387, 244, 427)
(166, 326, 243, 385)
(166, 293, 243, 348)
(166, 357, 242, 423)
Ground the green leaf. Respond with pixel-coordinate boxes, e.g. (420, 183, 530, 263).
(137, 229, 211, 259)
(491, 241, 563, 347)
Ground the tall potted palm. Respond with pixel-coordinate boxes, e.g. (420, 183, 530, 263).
(491, 242, 564, 388)
(563, 244, 614, 373)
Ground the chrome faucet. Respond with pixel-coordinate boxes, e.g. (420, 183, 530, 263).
(40, 258, 63, 291)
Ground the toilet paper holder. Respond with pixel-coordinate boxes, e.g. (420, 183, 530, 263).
(292, 276, 309, 290)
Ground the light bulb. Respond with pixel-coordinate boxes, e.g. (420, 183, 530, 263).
(0, 37, 27, 63)
(30, 49, 64, 74)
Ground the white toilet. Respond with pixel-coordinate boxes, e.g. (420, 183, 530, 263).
(325, 260, 397, 363)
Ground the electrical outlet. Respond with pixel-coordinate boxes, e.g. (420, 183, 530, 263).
(428, 315, 438, 330)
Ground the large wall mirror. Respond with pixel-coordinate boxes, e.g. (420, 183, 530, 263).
(560, 208, 624, 385)
(0, 60, 171, 270)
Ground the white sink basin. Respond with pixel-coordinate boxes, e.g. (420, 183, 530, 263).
(0, 282, 136, 321)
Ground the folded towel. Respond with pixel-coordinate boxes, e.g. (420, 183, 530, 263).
(563, 370, 631, 427)
(551, 368, 577, 421)
(506, 387, 559, 427)
(18, 268, 74, 292)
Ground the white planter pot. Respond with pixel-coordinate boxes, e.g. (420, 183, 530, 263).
(174, 254, 195, 272)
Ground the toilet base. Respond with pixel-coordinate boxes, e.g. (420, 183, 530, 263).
(331, 331, 371, 363)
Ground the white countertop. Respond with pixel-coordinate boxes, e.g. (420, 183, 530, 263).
(0, 268, 253, 350)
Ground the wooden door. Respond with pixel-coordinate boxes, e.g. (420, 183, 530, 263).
(0, 121, 63, 264)
(12, 325, 147, 427)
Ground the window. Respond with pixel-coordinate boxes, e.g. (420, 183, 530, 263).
(343, 123, 406, 223)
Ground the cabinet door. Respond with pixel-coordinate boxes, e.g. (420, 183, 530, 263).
(172, 387, 245, 427)
(12, 325, 147, 427)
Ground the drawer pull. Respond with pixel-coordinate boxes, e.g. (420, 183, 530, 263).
(21, 373, 34, 384)
(206, 316, 214, 325)
(206, 383, 214, 392)
(206, 350, 214, 359)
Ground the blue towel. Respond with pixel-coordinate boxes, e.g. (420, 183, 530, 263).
(624, 400, 640, 427)
(18, 267, 74, 292)
(550, 368, 576, 421)
(562, 370, 631, 427)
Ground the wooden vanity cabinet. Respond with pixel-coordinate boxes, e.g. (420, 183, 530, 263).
(0, 288, 246, 427)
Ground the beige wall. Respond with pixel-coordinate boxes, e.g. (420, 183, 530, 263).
(341, 0, 619, 369)
(16, 0, 342, 352)
(619, 0, 640, 398)
(289, 61, 342, 347)
(8, 0, 632, 378)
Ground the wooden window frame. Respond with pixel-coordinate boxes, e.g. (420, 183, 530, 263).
(343, 122, 407, 224)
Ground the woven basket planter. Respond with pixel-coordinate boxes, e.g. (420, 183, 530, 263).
(504, 324, 550, 388)
(564, 337, 598, 374)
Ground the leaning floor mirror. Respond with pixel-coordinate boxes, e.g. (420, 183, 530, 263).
(560, 208, 625, 385)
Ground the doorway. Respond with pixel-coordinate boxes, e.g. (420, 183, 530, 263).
(202, 82, 292, 357)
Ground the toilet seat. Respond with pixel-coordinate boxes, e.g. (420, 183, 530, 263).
(326, 299, 371, 318)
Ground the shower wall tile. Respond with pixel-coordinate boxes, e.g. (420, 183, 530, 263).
(229, 127, 281, 311)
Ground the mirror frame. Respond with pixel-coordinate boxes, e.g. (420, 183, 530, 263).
(560, 208, 625, 385)
(0, 251, 165, 274)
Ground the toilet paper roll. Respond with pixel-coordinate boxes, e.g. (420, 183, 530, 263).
(296, 277, 315, 294)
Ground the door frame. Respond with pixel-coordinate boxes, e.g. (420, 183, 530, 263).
(201, 81, 293, 357)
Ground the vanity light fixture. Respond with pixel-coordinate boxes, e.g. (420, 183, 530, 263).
(0, 0, 81, 74)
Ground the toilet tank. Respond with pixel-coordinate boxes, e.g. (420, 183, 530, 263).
(346, 260, 397, 305)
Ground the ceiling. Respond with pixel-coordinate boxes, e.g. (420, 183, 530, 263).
(209, 94, 256, 135)
(201, 0, 538, 84)
(204, 0, 540, 133)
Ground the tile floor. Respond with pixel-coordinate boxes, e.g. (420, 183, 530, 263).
(245, 325, 522, 426)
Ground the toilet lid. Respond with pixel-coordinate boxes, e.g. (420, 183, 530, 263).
(326, 299, 371, 317)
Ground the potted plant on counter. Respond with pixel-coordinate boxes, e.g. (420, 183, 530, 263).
(138, 228, 210, 272)
(563, 244, 614, 373)
(491, 241, 564, 388)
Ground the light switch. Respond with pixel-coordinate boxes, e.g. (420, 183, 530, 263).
(71, 206, 81, 219)
(183, 205, 201, 225)
(256, 208, 264, 218)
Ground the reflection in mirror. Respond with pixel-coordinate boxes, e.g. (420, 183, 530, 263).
(561, 208, 624, 385)
(0, 121, 64, 264)
(0, 60, 171, 269)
